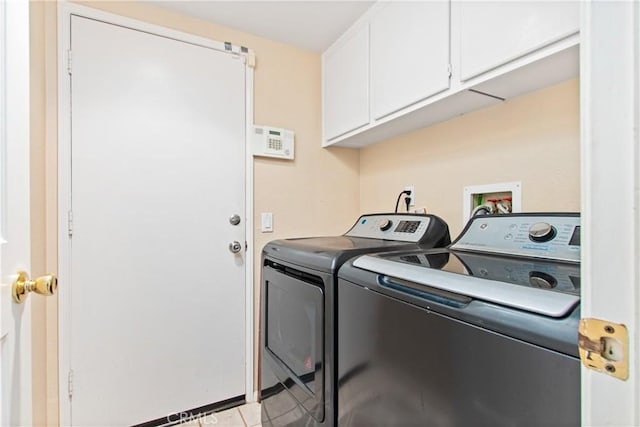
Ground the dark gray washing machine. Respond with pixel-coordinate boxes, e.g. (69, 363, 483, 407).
(338, 213, 581, 426)
(260, 213, 451, 427)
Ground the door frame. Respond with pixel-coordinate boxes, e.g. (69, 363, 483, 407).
(56, 3, 256, 424)
(580, 1, 639, 424)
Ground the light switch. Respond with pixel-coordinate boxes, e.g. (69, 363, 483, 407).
(261, 212, 273, 233)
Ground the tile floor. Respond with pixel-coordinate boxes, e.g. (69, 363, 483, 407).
(179, 402, 261, 427)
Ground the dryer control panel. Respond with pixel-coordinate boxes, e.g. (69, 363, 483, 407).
(452, 213, 580, 262)
(345, 214, 448, 244)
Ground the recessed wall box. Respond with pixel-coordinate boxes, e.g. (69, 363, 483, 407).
(463, 181, 522, 225)
(252, 126, 294, 160)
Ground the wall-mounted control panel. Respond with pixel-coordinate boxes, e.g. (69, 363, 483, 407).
(345, 214, 435, 243)
(252, 125, 294, 160)
(452, 214, 580, 262)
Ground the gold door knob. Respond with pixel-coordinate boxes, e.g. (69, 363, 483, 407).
(12, 271, 58, 304)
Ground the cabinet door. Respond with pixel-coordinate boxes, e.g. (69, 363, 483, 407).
(459, 1, 579, 81)
(323, 24, 369, 141)
(371, 1, 450, 120)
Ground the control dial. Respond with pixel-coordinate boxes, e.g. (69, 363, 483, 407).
(529, 222, 556, 243)
(529, 271, 558, 289)
(378, 219, 393, 231)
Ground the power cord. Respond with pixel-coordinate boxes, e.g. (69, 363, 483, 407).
(394, 190, 411, 213)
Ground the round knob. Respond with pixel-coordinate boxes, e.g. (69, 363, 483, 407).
(529, 271, 557, 289)
(378, 219, 393, 231)
(12, 271, 58, 304)
(529, 222, 556, 242)
(229, 241, 243, 254)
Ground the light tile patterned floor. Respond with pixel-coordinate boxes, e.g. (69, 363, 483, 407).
(180, 402, 261, 427)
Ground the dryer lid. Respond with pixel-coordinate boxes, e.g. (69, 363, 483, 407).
(264, 236, 413, 273)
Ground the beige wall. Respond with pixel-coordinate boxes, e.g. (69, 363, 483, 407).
(29, 1, 359, 425)
(31, 1, 60, 425)
(29, 3, 48, 426)
(360, 79, 581, 238)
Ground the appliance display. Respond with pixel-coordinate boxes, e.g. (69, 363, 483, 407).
(337, 213, 581, 426)
(260, 213, 451, 427)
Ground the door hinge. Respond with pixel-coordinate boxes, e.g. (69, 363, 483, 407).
(67, 210, 74, 237)
(68, 370, 74, 398)
(447, 63, 452, 78)
(67, 49, 72, 75)
(578, 318, 628, 381)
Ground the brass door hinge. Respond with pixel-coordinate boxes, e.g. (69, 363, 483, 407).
(578, 318, 628, 380)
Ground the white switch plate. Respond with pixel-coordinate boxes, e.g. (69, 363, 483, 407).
(261, 212, 273, 233)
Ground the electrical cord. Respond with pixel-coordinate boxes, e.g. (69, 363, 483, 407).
(395, 190, 411, 213)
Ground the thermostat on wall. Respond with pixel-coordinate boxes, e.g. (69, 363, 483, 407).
(252, 126, 294, 160)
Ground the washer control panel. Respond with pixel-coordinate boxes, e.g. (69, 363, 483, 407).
(345, 214, 433, 243)
(452, 214, 580, 262)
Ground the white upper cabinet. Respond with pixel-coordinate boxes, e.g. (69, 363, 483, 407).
(371, 1, 450, 120)
(323, 23, 370, 142)
(322, 1, 580, 148)
(459, 1, 579, 81)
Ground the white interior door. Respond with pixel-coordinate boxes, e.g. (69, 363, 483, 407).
(64, 15, 246, 426)
(0, 1, 33, 426)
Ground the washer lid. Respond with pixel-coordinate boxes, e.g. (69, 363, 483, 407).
(352, 251, 580, 318)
